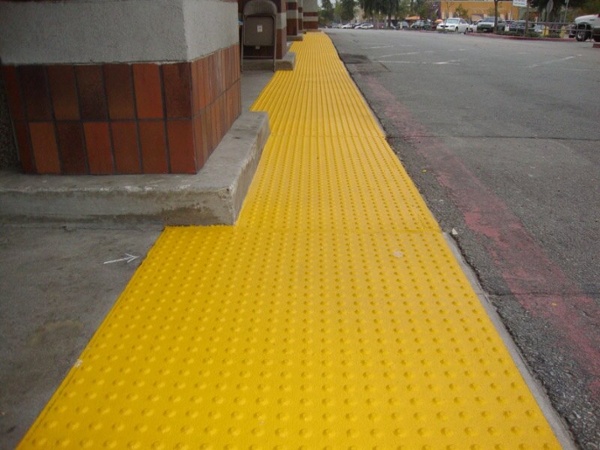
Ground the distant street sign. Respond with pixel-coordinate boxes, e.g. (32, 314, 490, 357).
(513, 0, 528, 7)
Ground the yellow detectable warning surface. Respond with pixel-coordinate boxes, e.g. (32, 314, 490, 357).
(19, 33, 561, 449)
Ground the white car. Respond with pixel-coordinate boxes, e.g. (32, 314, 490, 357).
(341, 23, 354, 29)
(467, 21, 480, 33)
(356, 22, 374, 29)
(437, 18, 470, 33)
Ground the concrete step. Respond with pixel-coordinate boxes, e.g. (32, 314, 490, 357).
(0, 111, 269, 226)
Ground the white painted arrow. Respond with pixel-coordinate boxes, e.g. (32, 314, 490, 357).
(103, 253, 139, 265)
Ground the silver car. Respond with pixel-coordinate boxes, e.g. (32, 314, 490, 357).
(476, 17, 507, 33)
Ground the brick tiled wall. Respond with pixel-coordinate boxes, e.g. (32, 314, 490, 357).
(287, 1, 299, 36)
(1, 44, 241, 175)
(304, 11, 318, 30)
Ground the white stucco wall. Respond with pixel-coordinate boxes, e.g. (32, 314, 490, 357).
(183, 0, 239, 61)
(303, 0, 318, 13)
(277, 12, 288, 29)
(0, 0, 238, 65)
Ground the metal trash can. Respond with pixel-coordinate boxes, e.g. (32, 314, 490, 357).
(242, 0, 277, 71)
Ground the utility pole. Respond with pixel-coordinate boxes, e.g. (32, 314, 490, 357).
(525, 0, 530, 35)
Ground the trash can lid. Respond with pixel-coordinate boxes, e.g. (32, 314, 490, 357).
(243, 0, 277, 17)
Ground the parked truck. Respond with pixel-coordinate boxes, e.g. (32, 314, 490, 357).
(569, 13, 600, 41)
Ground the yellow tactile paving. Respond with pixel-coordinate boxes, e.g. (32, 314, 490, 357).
(18, 33, 561, 449)
(239, 135, 438, 231)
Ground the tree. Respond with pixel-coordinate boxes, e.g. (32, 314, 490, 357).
(530, 0, 599, 22)
(454, 4, 469, 19)
(493, 0, 499, 31)
(359, 0, 407, 26)
(320, 0, 335, 25)
(359, 0, 377, 18)
(414, 0, 438, 21)
(340, 0, 356, 22)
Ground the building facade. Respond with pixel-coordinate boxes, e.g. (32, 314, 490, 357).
(439, 0, 523, 21)
(0, 0, 318, 176)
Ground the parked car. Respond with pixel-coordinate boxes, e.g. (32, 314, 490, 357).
(569, 14, 600, 41)
(594, 24, 600, 42)
(397, 21, 410, 30)
(437, 18, 470, 33)
(476, 17, 506, 33)
(356, 22, 374, 29)
(467, 20, 480, 33)
(508, 20, 536, 34)
(410, 19, 432, 30)
(341, 23, 354, 29)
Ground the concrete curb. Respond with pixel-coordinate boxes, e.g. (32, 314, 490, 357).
(443, 233, 577, 450)
(0, 111, 270, 226)
(465, 32, 572, 42)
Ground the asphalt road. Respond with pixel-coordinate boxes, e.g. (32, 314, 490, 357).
(327, 29, 600, 449)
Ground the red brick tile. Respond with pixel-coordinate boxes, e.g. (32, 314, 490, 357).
(233, 44, 241, 83)
(84, 122, 114, 174)
(215, 50, 224, 96)
(226, 85, 234, 127)
(211, 102, 220, 153)
(222, 95, 229, 138)
(276, 29, 284, 59)
(198, 58, 209, 110)
(104, 64, 135, 120)
(234, 81, 241, 122)
(224, 48, 230, 90)
(223, 47, 230, 89)
(19, 66, 52, 121)
(2, 66, 25, 121)
(232, 45, 241, 83)
(133, 64, 163, 119)
(221, 94, 227, 137)
(167, 120, 196, 174)
(111, 122, 141, 174)
(47, 65, 80, 120)
(196, 59, 204, 112)
(207, 54, 216, 105)
(57, 122, 87, 174)
(230, 45, 239, 87)
(216, 95, 225, 142)
(234, 80, 242, 117)
(76, 65, 108, 120)
(226, 91, 236, 133)
(139, 121, 168, 173)
(191, 59, 199, 116)
(224, 48, 231, 90)
(193, 114, 207, 169)
(29, 122, 60, 174)
(204, 104, 214, 154)
(213, 52, 221, 98)
(13, 122, 35, 173)
(162, 62, 192, 118)
(201, 111, 211, 158)
(211, 103, 220, 153)
(211, 54, 218, 95)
